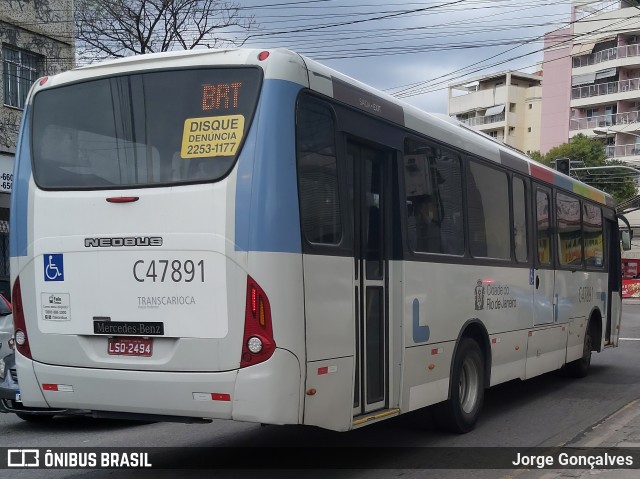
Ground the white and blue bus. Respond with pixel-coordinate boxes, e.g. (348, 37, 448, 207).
(9, 48, 627, 432)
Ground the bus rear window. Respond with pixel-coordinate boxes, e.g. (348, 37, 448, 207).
(31, 67, 262, 189)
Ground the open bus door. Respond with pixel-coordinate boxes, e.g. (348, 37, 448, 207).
(607, 213, 631, 346)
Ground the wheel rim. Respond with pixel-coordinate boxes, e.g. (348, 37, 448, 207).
(459, 356, 480, 414)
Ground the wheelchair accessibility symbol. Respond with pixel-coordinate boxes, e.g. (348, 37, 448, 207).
(44, 254, 64, 282)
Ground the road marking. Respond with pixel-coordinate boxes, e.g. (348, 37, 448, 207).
(619, 337, 640, 341)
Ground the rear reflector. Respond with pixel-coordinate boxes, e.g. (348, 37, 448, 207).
(211, 393, 231, 402)
(193, 392, 231, 402)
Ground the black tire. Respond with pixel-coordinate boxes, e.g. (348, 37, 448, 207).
(16, 413, 55, 423)
(432, 337, 485, 434)
(565, 322, 592, 378)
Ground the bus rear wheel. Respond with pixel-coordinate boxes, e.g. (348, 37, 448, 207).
(565, 322, 592, 378)
(432, 337, 484, 434)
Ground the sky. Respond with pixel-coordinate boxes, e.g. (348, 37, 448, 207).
(232, 0, 574, 114)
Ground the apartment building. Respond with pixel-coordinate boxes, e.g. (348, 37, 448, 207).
(0, 1, 74, 296)
(541, 1, 640, 158)
(539, 1, 640, 263)
(448, 71, 543, 154)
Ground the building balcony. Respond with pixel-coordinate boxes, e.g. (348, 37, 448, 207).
(605, 143, 640, 162)
(572, 78, 640, 100)
(573, 43, 640, 69)
(458, 113, 505, 127)
(569, 110, 640, 135)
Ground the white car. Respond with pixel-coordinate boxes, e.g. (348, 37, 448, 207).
(0, 294, 69, 421)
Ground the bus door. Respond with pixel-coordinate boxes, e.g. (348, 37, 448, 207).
(348, 139, 390, 415)
(533, 184, 556, 325)
(605, 217, 622, 345)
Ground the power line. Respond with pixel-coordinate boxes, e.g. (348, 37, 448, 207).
(390, 0, 624, 98)
(244, 0, 467, 41)
(393, 14, 640, 99)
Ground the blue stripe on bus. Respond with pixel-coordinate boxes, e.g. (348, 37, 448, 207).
(412, 298, 430, 343)
(10, 106, 32, 258)
(235, 79, 304, 253)
(553, 173, 574, 192)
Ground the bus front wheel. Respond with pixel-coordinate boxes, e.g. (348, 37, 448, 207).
(432, 337, 485, 434)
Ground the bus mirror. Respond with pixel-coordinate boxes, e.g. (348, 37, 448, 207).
(622, 230, 631, 251)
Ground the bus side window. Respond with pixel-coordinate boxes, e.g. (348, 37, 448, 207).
(404, 138, 464, 255)
(583, 203, 603, 267)
(557, 193, 583, 267)
(296, 96, 342, 245)
(466, 159, 510, 260)
(512, 177, 528, 262)
(536, 190, 552, 265)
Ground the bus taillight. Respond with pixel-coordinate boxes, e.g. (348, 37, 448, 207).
(12, 277, 32, 360)
(241, 276, 275, 368)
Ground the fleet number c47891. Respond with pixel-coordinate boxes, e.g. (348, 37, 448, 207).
(133, 260, 204, 283)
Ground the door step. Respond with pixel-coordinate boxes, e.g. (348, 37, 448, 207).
(352, 408, 400, 428)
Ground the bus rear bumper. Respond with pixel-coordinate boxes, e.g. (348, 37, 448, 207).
(18, 349, 301, 424)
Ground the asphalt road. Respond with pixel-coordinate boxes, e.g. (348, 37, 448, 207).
(2, 302, 640, 479)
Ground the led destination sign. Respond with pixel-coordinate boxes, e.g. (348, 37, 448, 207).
(202, 82, 242, 111)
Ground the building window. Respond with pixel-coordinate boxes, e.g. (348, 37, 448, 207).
(509, 127, 515, 135)
(3, 45, 41, 109)
(509, 103, 516, 113)
(529, 104, 533, 110)
(528, 127, 532, 133)
(488, 131, 498, 138)
(586, 108, 598, 118)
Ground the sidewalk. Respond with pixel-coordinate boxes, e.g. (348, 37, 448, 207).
(517, 399, 640, 479)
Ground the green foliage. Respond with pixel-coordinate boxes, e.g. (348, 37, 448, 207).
(545, 134, 607, 167)
(531, 134, 637, 204)
(526, 150, 544, 164)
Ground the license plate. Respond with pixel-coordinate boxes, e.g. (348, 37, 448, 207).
(107, 337, 153, 357)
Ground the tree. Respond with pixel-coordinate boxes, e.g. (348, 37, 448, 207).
(74, 0, 256, 64)
(534, 134, 637, 204)
(526, 150, 545, 163)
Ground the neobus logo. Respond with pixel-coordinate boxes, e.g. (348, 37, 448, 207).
(84, 237, 163, 248)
